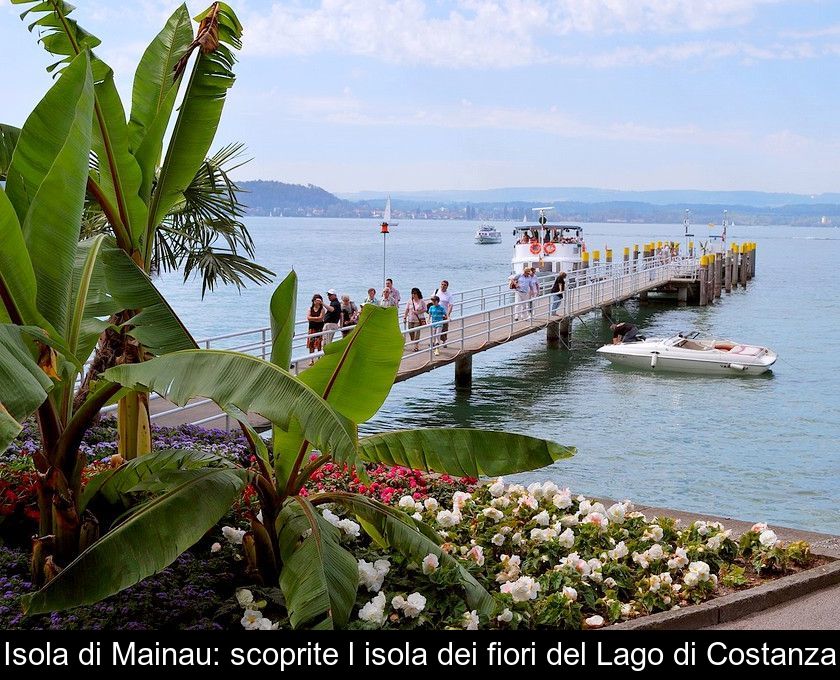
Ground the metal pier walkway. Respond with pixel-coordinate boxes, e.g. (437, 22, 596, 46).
(139, 256, 699, 430)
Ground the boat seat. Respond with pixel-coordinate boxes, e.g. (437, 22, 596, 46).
(728, 345, 762, 356)
(714, 341, 737, 351)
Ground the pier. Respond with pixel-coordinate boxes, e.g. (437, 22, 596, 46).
(135, 243, 757, 430)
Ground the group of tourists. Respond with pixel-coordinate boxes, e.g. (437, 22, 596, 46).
(508, 269, 567, 320)
(306, 278, 455, 357)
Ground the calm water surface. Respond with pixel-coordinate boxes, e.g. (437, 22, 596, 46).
(156, 219, 840, 534)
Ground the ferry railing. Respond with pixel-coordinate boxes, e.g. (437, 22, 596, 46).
(102, 257, 694, 427)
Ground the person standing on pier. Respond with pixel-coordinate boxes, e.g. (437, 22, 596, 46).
(403, 288, 427, 351)
(550, 272, 566, 316)
(340, 294, 360, 338)
(434, 279, 453, 343)
(362, 288, 379, 306)
(528, 268, 541, 316)
(427, 295, 448, 356)
(513, 269, 531, 320)
(322, 289, 342, 345)
(379, 287, 397, 308)
(306, 294, 327, 360)
(384, 278, 401, 307)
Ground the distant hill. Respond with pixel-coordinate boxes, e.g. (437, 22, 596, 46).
(239, 180, 352, 216)
(237, 180, 840, 226)
(338, 186, 840, 209)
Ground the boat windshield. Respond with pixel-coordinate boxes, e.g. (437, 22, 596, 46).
(512, 226, 583, 244)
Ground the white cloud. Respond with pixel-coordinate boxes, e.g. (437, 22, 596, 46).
(242, 0, 786, 67)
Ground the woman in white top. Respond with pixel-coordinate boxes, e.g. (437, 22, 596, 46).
(403, 287, 427, 351)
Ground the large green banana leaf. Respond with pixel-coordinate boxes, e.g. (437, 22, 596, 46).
(269, 270, 297, 370)
(79, 448, 235, 513)
(0, 123, 20, 180)
(358, 428, 575, 477)
(278, 496, 359, 629)
(22, 466, 248, 614)
(104, 351, 358, 464)
(274, 304, 403, 483)
(322, 492, 495, 617)
(0, 324, 54, 451)
(128, 4, 193, 203)
(0, 188, 43, 328)
(148, 3, 243, 234)
(71, 236, 196, 361)
(4, 52, 94, 338)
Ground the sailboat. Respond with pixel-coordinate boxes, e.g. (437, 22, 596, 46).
(384, 195, 398, 227)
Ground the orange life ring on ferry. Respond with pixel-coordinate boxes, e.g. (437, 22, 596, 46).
(544, 242, 556, 255)
(529, 242, 542, 255)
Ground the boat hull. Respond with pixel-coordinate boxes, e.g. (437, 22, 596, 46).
(597, 340, 776, 376)
(475, 236, 502, 244)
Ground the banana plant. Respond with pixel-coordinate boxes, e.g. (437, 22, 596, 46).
(23, 272, 575, 628)
(9, 1, 266, 458)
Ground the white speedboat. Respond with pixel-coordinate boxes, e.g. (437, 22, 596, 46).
(475, 225, 502, 244)
(597, 331, 777, 375)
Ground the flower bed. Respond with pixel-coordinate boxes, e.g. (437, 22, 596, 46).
(0, 424, 818, 630)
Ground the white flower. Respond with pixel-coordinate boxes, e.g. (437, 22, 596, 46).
(235, 589, 254, 607)
(559, 552, 590, 577)
(491, 496, 511, 509)
(588, 502, 607, 516)
(527, 482, 545, 498)
(604, 577, 617, 588)
(222, 526, 245, 545)
(695, 520, 709, 536)
(466, 545, 485, 566)
(463, 610, 480, 630)
(649, 575, 661, 592)
(585, 615, 605, 628)
(557, 527, 575, 549)
(684, 572, 699, 587)
(541, 482, 559, 498)
(321, 508, 341, 528)
(359, 592, 387, 625)
(606, 503, 626, 525)
(562, 586, 578, 602)
(500, 576, 541, 602)
(241, 609, 264, 630)
(518, 494, 539, 511)
(398, 495, 416, 509)
(497, 608, 513, 623)
(403, 593, 426, 618)
(358, 558, 390, 592)
(412, 512, 423, 521)
(620, 603, 633, 617)
(660, 572, 673, 585)
(424, 497, 439, 512)
(668, 547, 689, 570)
(632, 552, 649, 569)
(337, 518, 361, 538)
(608, 541, 629, 560)
(482, 507, 504, 522)
(529, 527, 556, 543)
(452, 491, 472, 510)
(533, 510, 550, 526)
(436, 509, 462, 527)
(759, 529, 778, 547)
(582, 512, 608, 531)
(751, 522, 768, 533)
(688, 561, 711, 581)
(552, 489, 572, 509)
(559, 513, 579, 527)
(210, 542, 222, 553)
(256, 617, 278, 630)
(495, 554, 522, 583)
(644, 524, 664, 542)
(511, 532, 523, 546)
(492, 533, 506, 546)
(579, 500, 592, 515)
(488, 478, 506, 497)
(647, 543, 664, 561)
(422, 553, 439, 575)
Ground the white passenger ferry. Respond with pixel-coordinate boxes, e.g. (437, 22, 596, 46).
(511, 208, 586, 275)
(474, 225, 503, 244)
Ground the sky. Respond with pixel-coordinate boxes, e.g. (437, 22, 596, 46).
(2, 0, 840, 195)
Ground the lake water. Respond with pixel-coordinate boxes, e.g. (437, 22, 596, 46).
(156, 218, 840, 534)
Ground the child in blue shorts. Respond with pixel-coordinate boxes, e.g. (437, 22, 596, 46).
(427, 296, 448, 356)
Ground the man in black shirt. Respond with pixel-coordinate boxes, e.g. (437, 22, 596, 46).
(611, 322, 639, 344)
(323, 289, 342, 344)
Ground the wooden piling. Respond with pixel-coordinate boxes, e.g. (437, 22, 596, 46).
(606, 249, 613, 264)
(699, 255, 709, 306)
(677, 285, 688, 306)
(739, 245, 748, 287)
(633, 244, 639, 271)
(547, 321, 560, 348)
(689, 240, 694, 258)
(713, 253, 722, 298)
(559, 317, 570, 347)
(454, 354, 472, 390)
(724, 252, 732, 293)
